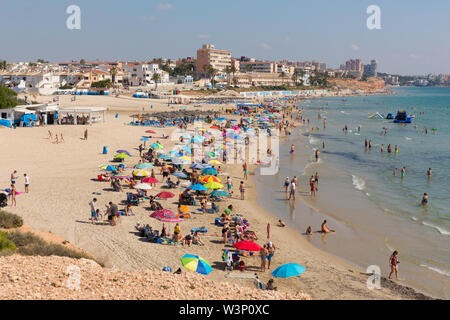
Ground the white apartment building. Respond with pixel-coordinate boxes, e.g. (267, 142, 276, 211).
(123, 63, 170, 86)
(0, 72, 60, 95)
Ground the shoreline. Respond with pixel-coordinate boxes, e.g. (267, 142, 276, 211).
(0, 92, 435, 300)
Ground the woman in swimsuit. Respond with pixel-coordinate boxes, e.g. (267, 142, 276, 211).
(284, 177, 290, 193)
(260, 245, 268, 272)
(422, 193, 429, 206)
(388, 250, 399, 280)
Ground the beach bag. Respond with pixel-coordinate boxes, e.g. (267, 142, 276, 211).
(162, 266, 172, 272)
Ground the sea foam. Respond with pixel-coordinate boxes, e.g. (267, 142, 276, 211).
(352, 174, 366, 191)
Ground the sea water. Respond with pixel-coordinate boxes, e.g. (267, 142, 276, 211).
(254, 87, 450, 298)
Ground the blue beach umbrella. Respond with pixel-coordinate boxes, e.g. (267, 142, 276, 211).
(180, 254, 212, 275)
(202, 167, 217, 175)
(157, 154, 171, 160)
(102, 165, 117, 172)
(271, 263, 306, 278)
(211, 190, 229, 197)
(135, 163, 154, 169)
(188, 184, 208, 191)
(172, 172, 188, 178)
(140, 138, 150, 141)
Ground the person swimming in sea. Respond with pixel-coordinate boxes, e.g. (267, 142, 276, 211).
(427, 168, 432, 177)
(306, 226, 312, 235)
(315, 149, 319, 161)
(421, 193, 429, 206)
(387, 144, 392, 153)
(290, 144, 295, 154)
(394, 145, 398, 154)
(401, 167, 406, 178)
(393, 168, 398, 176)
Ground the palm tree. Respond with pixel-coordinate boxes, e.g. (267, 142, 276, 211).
(0, 60, 8, 70)
(151, 73, 161, 90)
(279, 71, 286, 85)
(109, 67, 118, 87)
(206, 65, 217, 89)
(224, 66, 232, 86)
(291, 72, 298, 87)
(244, 65, 253, 87)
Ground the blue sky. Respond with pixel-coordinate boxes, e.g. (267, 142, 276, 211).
(1, 0, 450, 75)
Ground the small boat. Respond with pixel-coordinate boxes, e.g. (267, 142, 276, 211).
(393, 110, 412, 123)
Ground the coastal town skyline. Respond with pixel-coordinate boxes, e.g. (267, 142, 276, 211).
(1, 0, 450, 75)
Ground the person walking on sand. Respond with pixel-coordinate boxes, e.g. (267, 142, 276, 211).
(9, 184, 17, 206)
(84, 128, 88, 140)
(242, 162, 248, 180)
(288, 180, 296, 200)
(283, 177, 290, 193)
(260, 244, 268, 272)
(239, 181, 245, 200)
(226, 176, 232, 195)
(10, 170, 18, 185)
(315, 149, 319, 161)
(23, 173, 29, 193)
(388, 250, 400, 280)
(267, 242, 276, 269)
(89, 198, 98, 224)
(60, 133, 64, 142)
(48, 130, 53, 139)
(290, 144, 295, 154)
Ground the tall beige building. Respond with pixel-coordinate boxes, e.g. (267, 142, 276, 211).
(196, 44, 231, 77)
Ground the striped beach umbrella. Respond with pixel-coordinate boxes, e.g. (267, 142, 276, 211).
(132, 169, 149, 177)
(180, 254, 212, 275)
(112, 173, 129, 179)
(133, 183, 152, 190)
(150, 209, 183, 223)
(114, 153, 130, 159)
(155, 191, 175, 199)
(199, 175, 221, 183)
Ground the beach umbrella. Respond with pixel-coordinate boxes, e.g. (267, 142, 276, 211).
(271, 263, 306, 278)
(135, 163, 153, 169)
(178, 156, 192, 161)
(112, 173, 129, 179)
(116, 150, 131, 156)
(199, 175, 221, 183)
(140, 137, 150, 141)
(210, 190, 229, 197)
(172, 172, 188, 179)
(180, 254, 212, 275)
(191, 163, 210, 170)
(205, 151, 217, 158)
(142, 177, 159, 184)
(145, 130, 156, 134)
(210, 125, 219, 129)
(202, 168, 218, 175)
(188, 184, 208, 191)
(102, 165, 117, 172)
(208, 159, 221, 165)
(157, 154, 171, 160)
(203, 182, 224, 190)
(151, 143, 163, 149)
(150, 209, 183, 223)
(181, 146, 192, 154)
(133, 183, 152, 190)
(156, 191, 175, 199)
(114, 153, 130, 159)
(132, 169, 149, 177)
(232, 241, 262, 252)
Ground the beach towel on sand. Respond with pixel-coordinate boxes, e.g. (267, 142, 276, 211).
(225, 272, 256, 279)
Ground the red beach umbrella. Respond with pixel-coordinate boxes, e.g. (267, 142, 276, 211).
(145, 130, 156, 134)
(150, 209, 183, 223)
(142, 177, 159, 184)
(232, 241, 262, 252)
(156, 191, 175, 199)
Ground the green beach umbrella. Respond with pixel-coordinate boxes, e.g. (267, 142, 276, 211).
(180, 254, 212, 275)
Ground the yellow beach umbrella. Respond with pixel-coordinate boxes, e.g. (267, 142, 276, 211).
(200, 175, 221, 183)
(178, 156, 192, 161)
(203, 182, 224, 190)
(132, 169, 149, 177)
(209, 160, 221, 165)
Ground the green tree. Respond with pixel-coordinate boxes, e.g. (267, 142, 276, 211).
(205, 65, 217, 89)
(109, 67, 118, 86)
(90, 79, 113, 88)
(224, 66, 232, 86)
(80, 59, 86, 65)
(0, 85, 24, 109)
(0, 60, 8, 70)
(279, 71, 286, 85)
(151, 73, 161, 90)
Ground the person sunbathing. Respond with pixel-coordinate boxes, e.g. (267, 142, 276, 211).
(183, 233, 193, 247)
(321, 220, 331, 233)
(192, 232, 204, 246)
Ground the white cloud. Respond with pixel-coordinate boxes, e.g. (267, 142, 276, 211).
(351, 44, 360, 51)
(197, 34, 210, 39)
(261, 42, 271, 50)
(158, 3, 173, 10)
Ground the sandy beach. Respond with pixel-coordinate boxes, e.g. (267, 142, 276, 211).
(0, 94, 432, 300)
